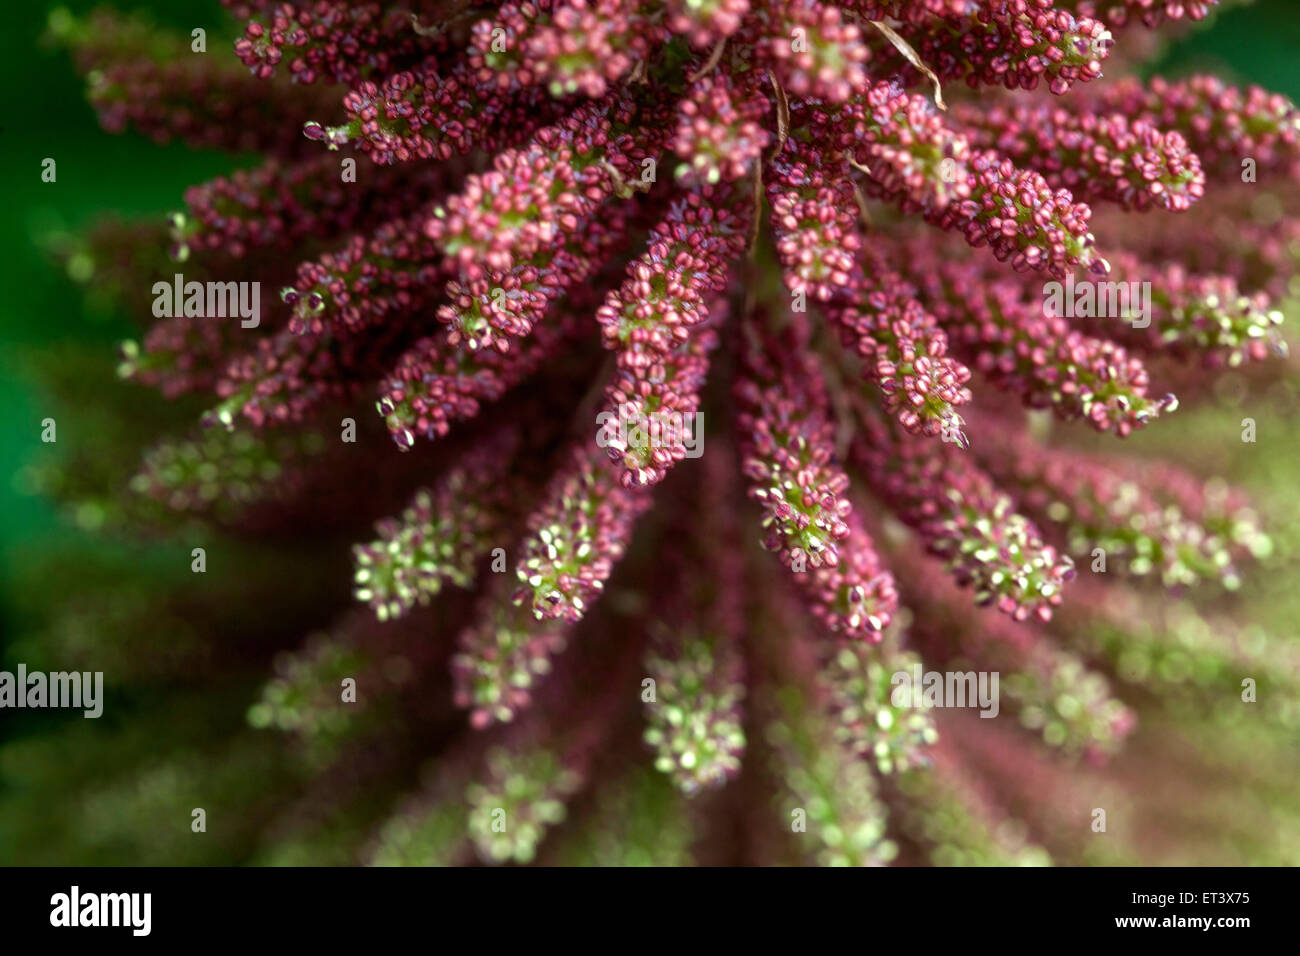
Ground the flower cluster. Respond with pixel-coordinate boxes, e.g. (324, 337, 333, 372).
(39, 0, 1300, 865)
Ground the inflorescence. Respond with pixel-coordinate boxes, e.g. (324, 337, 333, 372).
(45, 0, 1300, 865)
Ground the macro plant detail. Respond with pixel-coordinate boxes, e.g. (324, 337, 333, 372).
(23, 0, 1300, 866)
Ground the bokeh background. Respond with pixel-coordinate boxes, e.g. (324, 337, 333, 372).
(2, 1, 1298, 864)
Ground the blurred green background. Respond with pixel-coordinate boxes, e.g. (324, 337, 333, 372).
(1, 0, 1297, 863)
